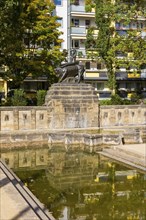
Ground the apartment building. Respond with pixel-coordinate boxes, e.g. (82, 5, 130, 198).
(115, 15, 146, 99)
(1, 0, 145, 101)
(54, 0, 146, 99)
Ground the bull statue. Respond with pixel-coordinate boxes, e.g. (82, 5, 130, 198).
(55, 61, 85, 83)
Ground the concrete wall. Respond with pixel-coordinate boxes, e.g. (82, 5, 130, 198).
(0, 107, 49, 131)
(100, 105, 146, 127)
(0, 130, 123, 149)
(0, 105, 146, 131)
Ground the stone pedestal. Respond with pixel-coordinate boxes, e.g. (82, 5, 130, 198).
(44, 83, 99, 129)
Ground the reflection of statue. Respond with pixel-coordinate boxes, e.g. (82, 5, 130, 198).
(55, 49, 85, 83)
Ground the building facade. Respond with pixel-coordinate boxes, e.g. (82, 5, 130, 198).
(54, 0, 146, 100)
(1, 0, 146, 101)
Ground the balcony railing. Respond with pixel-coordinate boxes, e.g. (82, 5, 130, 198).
(70, 5, 85, 12)
(71, 26, 86, 35)
(85, 70, 146, 80)
(116, 71, 146, 79)
(76, 48, 86, 57)
(70, 5, 95, 15)
(84, 71, 108, 79)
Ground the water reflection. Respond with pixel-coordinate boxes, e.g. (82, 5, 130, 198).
(1, 146, 146, 220)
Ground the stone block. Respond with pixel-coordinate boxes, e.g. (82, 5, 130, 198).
(44, 83, 99, 129)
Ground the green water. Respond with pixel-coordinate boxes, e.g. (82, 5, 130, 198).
(1, 146, 146, 220)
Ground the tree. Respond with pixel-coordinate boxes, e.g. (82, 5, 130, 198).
(93, 0, 146, 94)
(0, 0, 64, 88)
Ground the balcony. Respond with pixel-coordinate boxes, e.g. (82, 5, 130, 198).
(116, 71, 146, 80)
(24, 76, 48, 82)
(70, 5, 85, 12)
(141, 71, 146, 78)
(84, 70, 108, 80)
(116, 72, 127, 79)
(128, 73, 140, 78)
(76, 49, 86, 58)
(141, 31, 146, 39)
(71, 26, 86, 35)
(70, 5, 95, 17)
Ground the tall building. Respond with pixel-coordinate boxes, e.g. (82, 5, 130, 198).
(54, 0, 146, 100)
(53, 0, 68, 50)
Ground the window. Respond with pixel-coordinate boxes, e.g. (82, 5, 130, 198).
(96, 83, 104, 91)
(131, 22, 137, 29)
(97, 63, 101, 69)
(116, 30, 127, 36)
(116, 22, 121, 29)
(85, 20, 90, 27)
(74, 0, 79, 5)
(71, 19, 79, 27)
(85, 62, 90, 69)
(71, 0, 79, 5)
(72, 40, 80, 48)
(75, 40, 79, 48)
(140, 23, 144, 29)
(126, 83, 133, 89)
(54, 0, 62, 6)
(57, 18, 63, 27)
(122, 23, 130, 29)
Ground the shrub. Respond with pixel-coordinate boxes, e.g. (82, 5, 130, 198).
(122, 99, 132, 105)
(11, 89, 27, 106)
(110, 94, 123, 105)
(130, 93, 141, 104)
(36, 90, 47, 106)
(99, 99, 112, 105)
(99, 94, 123, 105)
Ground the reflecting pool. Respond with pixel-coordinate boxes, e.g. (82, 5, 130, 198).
(1, 146, 146, 220)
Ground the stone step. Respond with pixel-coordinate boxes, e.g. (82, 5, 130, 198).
(49, 83, 95, 91)
(45, 98, 98, 102)
(103, 148, 146, 167)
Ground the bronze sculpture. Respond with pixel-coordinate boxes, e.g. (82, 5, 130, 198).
(55, 49, 85, 83)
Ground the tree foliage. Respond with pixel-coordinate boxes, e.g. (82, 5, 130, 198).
(85, 0, 95, 12)
(36, 90, 47, 106)
(85, 27, 97, 49)
(94, 0, 146, 93)
(0, 0, 64, 87)
(11, 89, 27, 106)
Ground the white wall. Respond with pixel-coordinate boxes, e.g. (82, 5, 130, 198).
(55, 0, 68, 50)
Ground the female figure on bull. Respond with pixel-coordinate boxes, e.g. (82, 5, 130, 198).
(55, 48, 85, 83)
(55, 61, 84, 83)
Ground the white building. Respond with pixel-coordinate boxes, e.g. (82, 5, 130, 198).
(53, 0, 68, 50)
(54, 0, 146, 100)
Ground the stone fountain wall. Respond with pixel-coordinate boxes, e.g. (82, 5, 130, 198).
(0, 83, 145, 132)
(44, 83, 99, 129)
